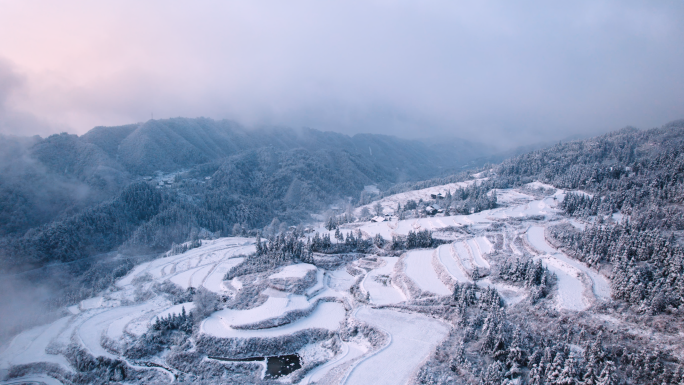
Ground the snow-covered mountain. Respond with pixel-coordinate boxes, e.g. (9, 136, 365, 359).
(2, 120, 684, 384)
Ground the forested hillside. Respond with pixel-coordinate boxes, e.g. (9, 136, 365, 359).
(487, 120, 684, 314)
(0, 118, 502, 285)
(0, 118, 496, 239)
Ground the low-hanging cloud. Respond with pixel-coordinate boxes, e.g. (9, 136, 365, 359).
(0, 0, 683, 147)
(0, 58, 64, 137)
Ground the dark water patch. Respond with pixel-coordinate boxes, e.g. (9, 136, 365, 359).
(208, 354, 301, 379)
(265, 354, 301, 379)
(208, 356, 264, 362)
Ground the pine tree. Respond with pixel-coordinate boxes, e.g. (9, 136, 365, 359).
(546, 352, 566, 384)
(557, 358, 578, 385)
(596, 361, 617, 385)
(481, 361, 505, 385)
(529, 363, 544, 385)
(582, 363, 598, 385)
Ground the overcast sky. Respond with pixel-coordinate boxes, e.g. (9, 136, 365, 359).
(0, 1, 683, 147)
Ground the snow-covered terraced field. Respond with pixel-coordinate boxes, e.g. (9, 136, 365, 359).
(208, 290, 311, 327)
(202, 301, 346, 338)
(526, 226, 611, 310)
(362, 257, 405, 305)
(344, 307, 449, 385)
(404, 249, 452, 296)
(0, 237, 254, 378)
(466, 237, 491, 269)
(436, 244, 471, 283)
(1, 182, 619, 384)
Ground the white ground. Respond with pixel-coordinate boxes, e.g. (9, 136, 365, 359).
(436, 244, 471, 283)
(2, 374, 65, 385)
(344, 307, 449, 385)
(361, 257, 406, 305)
(466, 238, 491, 269)
(270, 263, 316, 279)
(208, 293, 312, 328)
(354, 179, 483, 217)
(0, 317, 73, 373)
(327, 269, 357, 292)
(526, 226, 611, 310)
(201, 302, 346, 338)
(0, 237, 253, 379)
(404, 250, 452, 296)
(301, 340, 368, 384)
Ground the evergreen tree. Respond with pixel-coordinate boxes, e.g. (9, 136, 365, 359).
(596, 361, 617, 385)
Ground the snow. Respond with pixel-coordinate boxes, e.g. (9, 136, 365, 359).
(539, 257, 589, 311)
(80, 296, 103, 310)
(466, 238, 491, 269)
(116, 262, 150, 287)
(188, 264, 214, 287)
(208, 294, 312, 328)
(0, 181, 623, 381)
(169, 265, 206, 289)
(78, 302, 164, 358)
(201, 302, 346, 338)
(106, 314, 139, 340)
(527, 226, 588, 310)
(526, 181, 557, 190)
(121, 237, 255, 285)
(404, 249, 452, 296)
(362, 257, 406, 305)
(436, 244, 471, 283)
(496, 189, 536, 204)
(0, 316, 73, 372)
(230, 277, 243, 291)
(568, 219, 586, 230)
(328, 269, 356, 292)
(477, 278, 526, 306)
(612, 212, 624, 223)
(354, 179, 482, 217)
(553, 252, 611, 301)
(527, 226, 611, 303)
(453, 241, 474, 271)
(0, 237, 263, 379)
(363, 185, 380, 194)
(270, 263, 316, 279)
(526, 227, 557, 254)
(306, 269, 326, 297)
(344, 307, 449, 385)
(152, 302, 195, 323)
(301, 340, 367, 384)
(202, 257, 245, 293)
(347, 191, 562, 240)
(2, 374, 65, 385)
(475, 236, 492, 254)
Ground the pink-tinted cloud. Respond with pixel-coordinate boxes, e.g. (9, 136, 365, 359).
(0, 0, 683, 147)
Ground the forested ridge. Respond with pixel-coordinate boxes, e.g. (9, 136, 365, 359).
(482, 120, 684, 314)
(408, 121, 684, 385)
(0, 118, 497, 240)
(0, 119, 497, 273)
